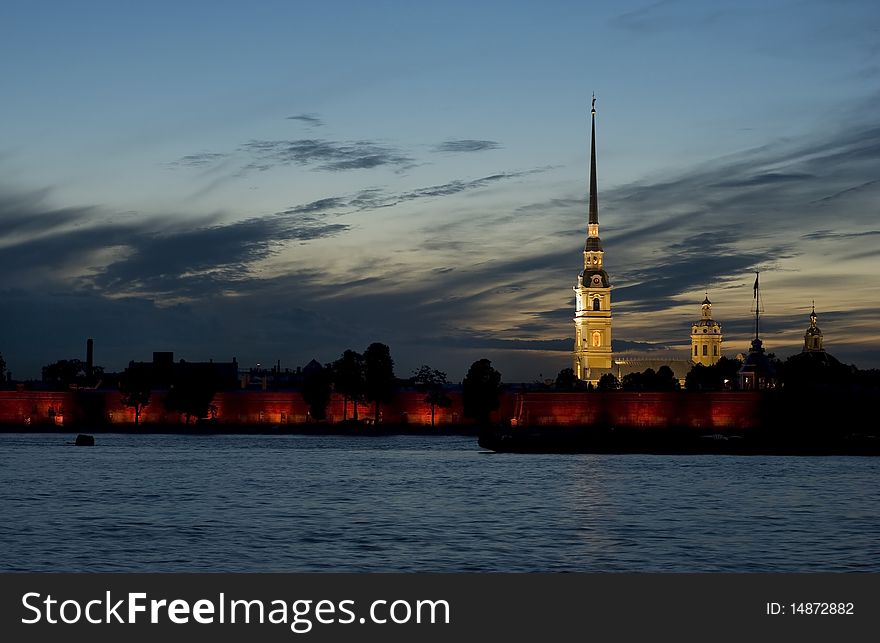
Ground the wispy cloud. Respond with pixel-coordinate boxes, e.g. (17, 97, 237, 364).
(286, 113, 324, 127)
(240, 138, 414, 172)
(0, 185, 349, 299)
(168, 152, 228, 168)
(433, 139, 501, 153)
(282, 168, 549, 216)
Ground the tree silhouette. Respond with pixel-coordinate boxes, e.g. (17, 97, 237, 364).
(42, 359, 85, 389)
(332, 350, 365, 421)
(301, 359, 332, 422)
(685, 357, 742, 391)
(655, 365, 680, 391)
(554, 367, 579, 390)
(412, 365, 451, 427)
(119, 363, 152, 426)
(596, 373, 620, 390)
(165, 362, 218, 425)
(364, 342, 395, 424)
(462, 359, 502, 425)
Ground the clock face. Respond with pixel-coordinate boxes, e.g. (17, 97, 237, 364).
(593, 276, 600, 284)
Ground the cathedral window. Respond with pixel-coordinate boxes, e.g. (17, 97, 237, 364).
(713, 346, 718, 356)
(592, 331, 601, 347)
(702, 345, 707, 356)
(593, 298, 601, 311)
(694, 345, 698, 356)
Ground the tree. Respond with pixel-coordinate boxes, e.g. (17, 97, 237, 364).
(685, 357, 742, 391)
(364, 342, 396, 424)
(621, 368, 654, 391)
(596, 373, 620, 391)
(41, 358, 103, 389)
(554, 367, 579, 390)
(301, 359, 332, 422)
(165, 362, 218, 425)
(119, 363, 152, 426)
(412, 365, 452, 427)
(332, 350, 365, 421)
(655, 365, 680, 391)
(462, 359, 502, 425)
(42, 359, 86, 389)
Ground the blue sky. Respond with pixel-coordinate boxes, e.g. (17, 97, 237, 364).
(1, 0, 879, 381)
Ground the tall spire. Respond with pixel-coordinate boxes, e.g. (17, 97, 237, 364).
(589, 93, 598, 226)
(584, 94, 602, 254)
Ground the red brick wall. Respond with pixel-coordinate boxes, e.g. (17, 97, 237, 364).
(0, 391, 75, 426)
(0, 389, 761, 429)
(511, 391, 762, 430)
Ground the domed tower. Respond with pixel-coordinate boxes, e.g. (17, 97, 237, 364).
(573, 95, 612, 381)
(691, 296, 722, 366)
(803, 303, 824, 353)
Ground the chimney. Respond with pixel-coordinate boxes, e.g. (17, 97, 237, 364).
(86, 338, 94, 379)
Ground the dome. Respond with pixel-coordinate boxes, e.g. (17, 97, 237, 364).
(584, 237, 603, 252)
(581, 268, 610, 288)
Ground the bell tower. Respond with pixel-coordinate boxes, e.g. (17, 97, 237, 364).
(573, 95, 612, 380)
(690, 296, 722, 366)
(803, 303, 825, 352)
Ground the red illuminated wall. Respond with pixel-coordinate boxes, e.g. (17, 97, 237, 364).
(511, 391, 763, 431)
(0, 391, 75, 426)
(0, 389, 760, 430)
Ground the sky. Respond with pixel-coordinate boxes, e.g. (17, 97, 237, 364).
(1, 0, 879, 382)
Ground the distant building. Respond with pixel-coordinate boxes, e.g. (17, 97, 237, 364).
(803, 304, 824, 353)
(128, 352, 239, 390)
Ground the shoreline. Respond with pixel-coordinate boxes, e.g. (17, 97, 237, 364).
(0, 423, 481, 437)
(4, 423, 879, 456)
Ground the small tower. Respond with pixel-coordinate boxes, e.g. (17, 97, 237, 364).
(803, 302, 825, 352)
(573, 95, 612, 381)
(691, 296, 722, 366)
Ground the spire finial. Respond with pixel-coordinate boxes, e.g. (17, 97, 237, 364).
(588, 94, 599, 227)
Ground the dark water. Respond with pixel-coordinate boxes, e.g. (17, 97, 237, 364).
(1, 433, 878, 572)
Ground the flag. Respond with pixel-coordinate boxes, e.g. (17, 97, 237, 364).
(753, 273, 759, 299)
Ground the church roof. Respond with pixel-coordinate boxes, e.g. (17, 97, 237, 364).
(582, 268, 610, 288)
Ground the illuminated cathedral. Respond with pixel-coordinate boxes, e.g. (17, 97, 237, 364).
(572, 98, 719, 385)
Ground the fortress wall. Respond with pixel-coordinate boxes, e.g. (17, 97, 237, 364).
(512, 392, 763, 431)
(0, 389, 763, 429)
(0, 391, 76, 426)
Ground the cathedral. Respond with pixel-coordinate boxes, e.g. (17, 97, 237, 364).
(572, 98, 720, 385)
(572, 96, 613, 381)
(571, 101, 835, 388)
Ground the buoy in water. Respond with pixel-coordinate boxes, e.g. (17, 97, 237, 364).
(74, 434, 95, 446)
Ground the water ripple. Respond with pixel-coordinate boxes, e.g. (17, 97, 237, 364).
(1, 433, 878, 572)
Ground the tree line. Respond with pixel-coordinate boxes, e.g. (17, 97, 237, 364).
(92, 343, 504, 427)
(9, 344, 879, 427)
